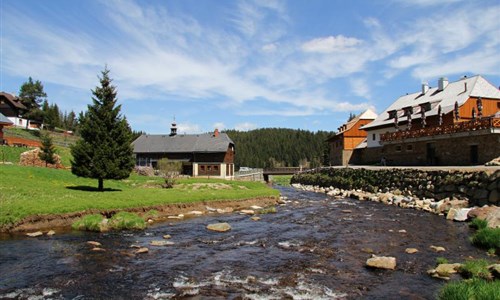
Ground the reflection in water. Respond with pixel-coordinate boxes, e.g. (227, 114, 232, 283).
(0, 187, 488, 299)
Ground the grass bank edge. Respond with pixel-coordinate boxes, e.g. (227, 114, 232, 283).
(0, 164, 279, 227)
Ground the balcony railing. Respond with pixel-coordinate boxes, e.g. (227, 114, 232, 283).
(380, 117, 500, 143)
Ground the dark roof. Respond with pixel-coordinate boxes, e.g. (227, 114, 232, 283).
(0, 112, 13, 125)
(132, 132, 234, 153)
(0, 92, 27, 110)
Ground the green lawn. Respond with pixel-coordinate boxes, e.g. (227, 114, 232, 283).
(0, 165, 279, 226)
(0, 145, 72, 167)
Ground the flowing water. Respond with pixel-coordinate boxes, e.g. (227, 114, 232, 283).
(0, 187, 491, 299)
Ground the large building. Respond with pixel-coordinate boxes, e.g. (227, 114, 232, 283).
(0, 92, 41, 130)
(327, 109, 377, 166)
(132, 123, 235, 179)
(0, 112, 13, 144)
(356, 75, 500, 166)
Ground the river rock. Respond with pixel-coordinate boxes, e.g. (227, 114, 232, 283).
(187, 211, 203, 216)
(240, 209, 255, 215)
(46, 230, 56, 236)
(250, 205, 263, 210)
(163, 234, 172, 239)
(26, 231, 43, 237)
(447, 208, 472, 222)
(435, 263, 462, 277)
(405, 248, 418, 254)
(366, 256, 396, 270)
(136, 247, 149, 254)
(207, 222, 232, 232)
(430, 245, 446, 252)
(150, 240, 174, 246)
(87, 241, 102, 247)
(91, 247, 106, 252)
(469, 206, 500, 228)
(217, 207, 234, 214)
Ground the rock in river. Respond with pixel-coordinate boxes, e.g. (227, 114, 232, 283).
(366, 256, 397, 270)
(87, 241, 102, 247)
(150, 240, 175, 246)
(405, 248, 418, 254)
(430, 245, 446, 252)
(207, 222, 232, 232)
(135, 247, 149, 254)
(26, 231, 43, 237)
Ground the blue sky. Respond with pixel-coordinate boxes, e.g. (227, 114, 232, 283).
(1, 0, 499, 134)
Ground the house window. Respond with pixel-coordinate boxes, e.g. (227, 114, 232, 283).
(406, 144, 413, 151)
(395, 145, 402, 152)
(388, 110, 397, 119)
(403, 106, 413, 116)
(372, 133, 376, 141)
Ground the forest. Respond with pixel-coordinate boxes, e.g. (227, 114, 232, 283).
(223, 128, 333, 169)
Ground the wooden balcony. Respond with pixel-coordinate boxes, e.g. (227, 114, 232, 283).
(380, 117, 500, 143)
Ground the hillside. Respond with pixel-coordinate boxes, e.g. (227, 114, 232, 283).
(224, 128, 333, 169)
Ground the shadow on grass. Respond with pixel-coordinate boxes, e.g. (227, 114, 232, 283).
(66, 186, 122, 192)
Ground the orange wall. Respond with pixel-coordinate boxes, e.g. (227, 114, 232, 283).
(459, 97, 500, 119)
(344, 119, 373, 137)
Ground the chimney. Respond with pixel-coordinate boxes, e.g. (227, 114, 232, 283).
(421, 82, 429, 94)
(170, 121, 177, 136)
(464, 82, 468, 92)
(213, 128, 219, 137)
(438, 77, 448, 91)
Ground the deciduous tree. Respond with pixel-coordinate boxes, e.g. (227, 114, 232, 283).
(19, 77, 47, 128)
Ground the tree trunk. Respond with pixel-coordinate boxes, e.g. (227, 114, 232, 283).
(98, 178, 104, 191)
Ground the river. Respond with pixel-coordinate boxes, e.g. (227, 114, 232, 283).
(0, 186, 490, 299)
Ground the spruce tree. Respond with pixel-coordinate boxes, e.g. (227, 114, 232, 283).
(39, 131, 56, 167)
(71, 68, 134, 191)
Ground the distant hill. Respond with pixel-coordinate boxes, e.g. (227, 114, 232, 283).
(224, 128, 333, 169)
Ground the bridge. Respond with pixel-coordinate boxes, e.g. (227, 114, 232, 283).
(234, 167, 303, 182)
(262, 167, 302, 182)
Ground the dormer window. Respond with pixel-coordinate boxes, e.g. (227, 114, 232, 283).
(388, 110, 397, 119)
(420, 102, 431, 112)
(403, 106, 413, 116)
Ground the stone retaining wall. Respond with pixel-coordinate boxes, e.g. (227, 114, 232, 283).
(291, 168, 499, 206)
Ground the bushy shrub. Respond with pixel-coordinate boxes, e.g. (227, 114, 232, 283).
(459, 259, 492, 280)
(471, 227, 500, 251)
(109, 212, 146, 230)
(72, 214, 105, 232)
(469, 218, 488, 230)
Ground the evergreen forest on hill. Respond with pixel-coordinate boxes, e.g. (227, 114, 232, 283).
(223, 128, 333, 169)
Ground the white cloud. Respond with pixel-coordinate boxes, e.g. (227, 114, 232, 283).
(213, 122, 226, 130)
(177, 122, 202, 134)
(234, 122, 258, 131)
(350, 78, 371, 99)
(261, 43, 278, 52)
(301, 35, 362, 53)
(392, 0, 464, 6)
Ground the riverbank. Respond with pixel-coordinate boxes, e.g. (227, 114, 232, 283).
(2, 196, 279, 234)
(0, 165, 279, 233)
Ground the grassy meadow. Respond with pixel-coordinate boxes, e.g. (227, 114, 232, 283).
(0, 164, 279, 226)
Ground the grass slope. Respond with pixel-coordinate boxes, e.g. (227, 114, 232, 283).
(0, 165, 279, 226)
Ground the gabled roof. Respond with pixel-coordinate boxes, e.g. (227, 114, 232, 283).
(333, 108, 377, 137)
(361, 75, 500, 130)
(132, 132, 234, 153)
(0, 112, 13, 125)
(0, 92, 27, 110)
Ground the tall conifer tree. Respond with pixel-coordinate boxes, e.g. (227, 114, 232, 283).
(39, 132, 56, 167)
(71, 68, 134, 191)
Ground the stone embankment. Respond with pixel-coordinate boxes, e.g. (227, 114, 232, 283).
(291, 168, 499, 227)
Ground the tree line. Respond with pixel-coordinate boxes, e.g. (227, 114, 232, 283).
(223, 128, 333, 169)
